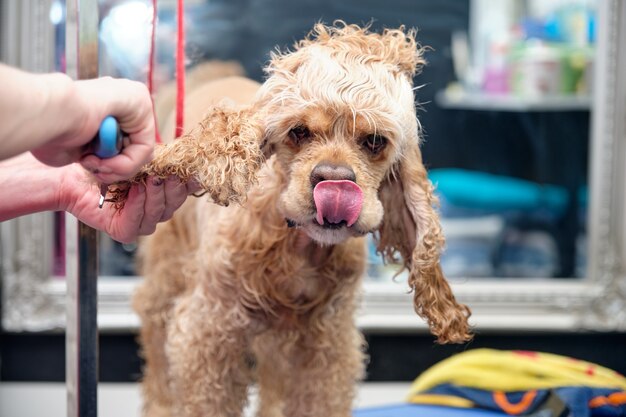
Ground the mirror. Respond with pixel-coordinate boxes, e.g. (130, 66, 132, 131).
(2, 0, 626, 333)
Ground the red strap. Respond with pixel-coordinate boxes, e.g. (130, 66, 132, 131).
(148, 0, 161, 143)
(174, 0, 185, 138)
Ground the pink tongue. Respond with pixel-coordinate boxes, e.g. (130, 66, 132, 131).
(313, 180, 364, 227)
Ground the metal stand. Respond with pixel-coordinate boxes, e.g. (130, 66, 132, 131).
(66, 222, 99, 417)
(65, 1, 100, 416)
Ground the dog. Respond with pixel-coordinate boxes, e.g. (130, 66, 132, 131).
(130, 22, 472, 417)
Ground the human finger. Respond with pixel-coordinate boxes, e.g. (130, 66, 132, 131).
(79, 80, 155, 182)
(79, 137, 153, 184)
(185, 178, 203, 195)
(138, 176, 166, 235)
(160, 176, 188, 222)
(108, 183, 146, 243)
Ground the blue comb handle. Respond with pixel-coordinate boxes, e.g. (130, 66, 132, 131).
(94, 116, 123, 158)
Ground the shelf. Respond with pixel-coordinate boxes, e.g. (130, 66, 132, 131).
(435, 90, 592, 112)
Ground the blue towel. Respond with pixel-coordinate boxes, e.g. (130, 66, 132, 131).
(428, 169, 568, 215)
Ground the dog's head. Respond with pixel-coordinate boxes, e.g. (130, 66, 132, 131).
(257, 22, 422, 243)
(244, 22, 471, 343)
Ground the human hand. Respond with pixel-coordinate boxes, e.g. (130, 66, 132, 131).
(0, 154, 193, 240)
(61, 165, 193, 243)
(30, 75, 155, 184)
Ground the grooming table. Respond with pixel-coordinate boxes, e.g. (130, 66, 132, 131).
(355, 404, 508, 417)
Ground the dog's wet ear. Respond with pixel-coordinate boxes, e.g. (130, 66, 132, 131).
(111, 103, 271, 208)
(375, 140, 472, 344)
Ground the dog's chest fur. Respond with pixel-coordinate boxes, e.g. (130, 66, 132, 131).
(229, 227, 365, 331)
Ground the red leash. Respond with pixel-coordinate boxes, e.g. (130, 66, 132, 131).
(174, 0, 185, 138)
(148, 0, 185, 141)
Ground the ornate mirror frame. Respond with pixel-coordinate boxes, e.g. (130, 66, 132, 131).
(2, 0, 625, 333)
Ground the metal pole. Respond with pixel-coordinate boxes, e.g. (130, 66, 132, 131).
(66, 1, 100, 416)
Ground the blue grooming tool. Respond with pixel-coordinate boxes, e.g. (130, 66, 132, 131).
(93, 116, 124, 208)
(94, 116, 123, 158)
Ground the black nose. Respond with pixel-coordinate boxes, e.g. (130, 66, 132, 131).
(310, 162, 356, 187)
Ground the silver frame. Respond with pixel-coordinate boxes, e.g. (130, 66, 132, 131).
(1, 0, 62, 332)
(2, 0, 626, 334)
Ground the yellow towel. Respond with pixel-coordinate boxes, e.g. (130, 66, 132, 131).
(408, 348, 626, 400)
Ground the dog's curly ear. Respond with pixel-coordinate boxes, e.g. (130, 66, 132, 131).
(110, 104, 269, 208)
(376, 140, 472, 344)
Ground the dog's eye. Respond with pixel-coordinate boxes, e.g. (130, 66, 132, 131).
(288, 125, 312, 145)
(362, 134, 388, 155)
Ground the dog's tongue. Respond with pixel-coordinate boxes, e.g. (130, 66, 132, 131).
(313, 180, 363, 227)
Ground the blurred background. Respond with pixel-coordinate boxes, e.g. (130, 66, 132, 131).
(84, 0, 597, 280)
(2, 0, 626, 416)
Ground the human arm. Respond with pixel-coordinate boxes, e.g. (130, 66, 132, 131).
(0, 63, 155, 184)
(0, 153, 192, 243)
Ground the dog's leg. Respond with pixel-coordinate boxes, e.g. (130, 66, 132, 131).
(280, 319, 366, 417)
(134, 279, 183, 417)
(136, 316, 174, 417)
(166, 289, 252, 417)
(252, 331, 290, 417)
(133, 203, 200, 417)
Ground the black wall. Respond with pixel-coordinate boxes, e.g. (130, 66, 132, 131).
(2, 331, 625, 382)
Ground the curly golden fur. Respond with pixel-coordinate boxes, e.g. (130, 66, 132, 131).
(132, 22, 472, 417)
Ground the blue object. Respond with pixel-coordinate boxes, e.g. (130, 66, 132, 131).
(354, 404, 507, 417)
(428, 169, 569, 215)
(94, 116, 123, 158)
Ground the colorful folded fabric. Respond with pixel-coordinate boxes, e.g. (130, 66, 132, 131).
(407, 349, 626, 416)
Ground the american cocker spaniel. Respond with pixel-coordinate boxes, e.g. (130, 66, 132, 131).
(128, 21, 472, 417)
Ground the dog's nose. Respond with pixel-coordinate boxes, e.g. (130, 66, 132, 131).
(310, 162, 356, 187)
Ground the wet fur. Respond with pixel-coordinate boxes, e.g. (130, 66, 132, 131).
(133, 22, 472, 417)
